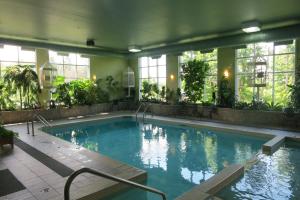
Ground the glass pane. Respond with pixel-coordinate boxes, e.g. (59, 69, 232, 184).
(274, 54, 295, 72)
(257, 73, 273, 103)
(158, 65, 166, 78)
(77, 65, 89, 79)
(158, 78, 166, 88)
(64, 53, 76, 65)
(0, 62, 18, 76)
(158, 55, 166, 65)
(64, 65, 77, 80)
(149, 57, 157, 66)
(255, 42, 273, 56)
(140, 57, 148, 67)
(236, 44, 254, 58)
(236, 58, 253, 74)
(203, 76, 217, 102)
(140, 67, 148, 78)
(56, 65, 64, 76)
(49, 51, 63, 64)
(0, 45, 18, 61)
(275, 42, 295, 54)
(236, 75, 254, 103)
(149, 67, 157, 78)
(274, 73, 294, 106)
(19, 49, 36, 62)
(207, 60, 217, 75)
(77, 55, 89, 65)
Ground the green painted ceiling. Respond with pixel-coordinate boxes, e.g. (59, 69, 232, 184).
(0, 0, 300, 53)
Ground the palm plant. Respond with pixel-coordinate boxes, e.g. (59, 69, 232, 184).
(3, 65, 24, 109)
(3, 65, 41, 110)
(21, 65, 41, 109)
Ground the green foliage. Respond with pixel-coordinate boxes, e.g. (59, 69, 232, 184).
(0, 78, 15, 111)
(218, 76, 234, 107)
(140, 81, 160, 101)
(53, 75, 121, 107)
(3, 65, 41, 110)
(288, 79, 300, 109)
(0, 125, 18, 138)
(54, 81, 72, 107)
(234, 100, 283, 111)
(181, 59, 209, 103)
(105, 76, 122, 100)
(95, 79, 109, 103)
(70, 80, 97, 105)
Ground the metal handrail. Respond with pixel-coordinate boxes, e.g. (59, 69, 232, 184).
(135, 102, 144, 121)
(35, 114, 51, 127)
(64, 167, 167, 200)
(142, 103, 151, 122)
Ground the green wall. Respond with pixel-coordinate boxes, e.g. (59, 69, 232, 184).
(166, 54, 179, 91)
(217, 47, 236, 91)
(90, 55, 128, 84)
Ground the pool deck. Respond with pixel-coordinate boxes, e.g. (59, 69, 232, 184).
(1, 111, 300, 200)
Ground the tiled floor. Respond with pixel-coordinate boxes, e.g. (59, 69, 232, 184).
(1, 112, 146, 200)
(1, 112, 300, 200)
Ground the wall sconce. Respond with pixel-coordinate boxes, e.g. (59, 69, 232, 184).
(92, 74, 97, 81)
(170, 74, 175, 80)
(224, 70, 229, 78)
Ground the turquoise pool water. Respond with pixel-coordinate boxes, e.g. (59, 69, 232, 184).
(45, 117, 267, 200)
(218, 141, 300, 200)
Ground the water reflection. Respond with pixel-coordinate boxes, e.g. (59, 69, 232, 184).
(219, 142, 300, 200)
(46, 119, 266, 200)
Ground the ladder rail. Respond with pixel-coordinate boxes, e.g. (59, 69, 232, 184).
(64, 167, 167, 200)
(34, 114, 51, 127)
(142, 103, 151, 122)
(135, 102, 144, 121)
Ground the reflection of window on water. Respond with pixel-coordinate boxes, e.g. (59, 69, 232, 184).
(140, 124, 168, 171)
(235, 40, 295, 106)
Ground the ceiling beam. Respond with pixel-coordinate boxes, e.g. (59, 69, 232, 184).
(133, 24, 300, 57)
(0, 37, 129, 58)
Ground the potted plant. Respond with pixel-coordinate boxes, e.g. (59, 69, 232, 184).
(0, 125, 18, 149)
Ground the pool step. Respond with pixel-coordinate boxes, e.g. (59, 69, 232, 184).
(176, 164, 244, 200)
(262, 136, 285, 155)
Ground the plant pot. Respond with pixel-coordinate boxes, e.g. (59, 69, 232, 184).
(0, 136, 14, 149)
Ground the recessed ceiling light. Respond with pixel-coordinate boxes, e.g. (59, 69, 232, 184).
(128, 46, 141, 53)
(242, 21, 261, 33)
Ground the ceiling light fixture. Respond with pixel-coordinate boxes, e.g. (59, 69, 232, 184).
(242, 21, 261, 33)
(128, 46, 141, 53)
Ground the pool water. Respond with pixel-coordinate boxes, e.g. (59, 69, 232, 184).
(45, 117, 267, 200)
(218, 141, 300, 200)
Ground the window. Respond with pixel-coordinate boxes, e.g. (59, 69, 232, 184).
(235, 41, 295, 106)
(0, 44, 36, 76)
(179, 50, 218, 102)
(139, 55, 166, 98)
(49, 51, 90, 82)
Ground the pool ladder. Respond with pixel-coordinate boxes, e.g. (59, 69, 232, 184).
(135, 102, 152, 122)
(64, 167, 167, 200)
(27, 114, 52, 136)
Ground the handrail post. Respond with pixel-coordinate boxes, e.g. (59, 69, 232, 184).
(27, 121, 30, 134)
(31, 120, 34, 136)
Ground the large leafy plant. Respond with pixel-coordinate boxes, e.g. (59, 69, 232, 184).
(3, 65, 41, 110)
(70, 80, 97, 105)
(218, 76, 234, 107)
(0, 125, 18, 138)
(288, 79, 300, 109)
(181, 59, 209, 103)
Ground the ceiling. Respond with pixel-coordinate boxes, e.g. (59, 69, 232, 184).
(0, 0, 300, 54)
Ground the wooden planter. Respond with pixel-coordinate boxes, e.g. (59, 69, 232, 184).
(0, 136, 14, 149)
